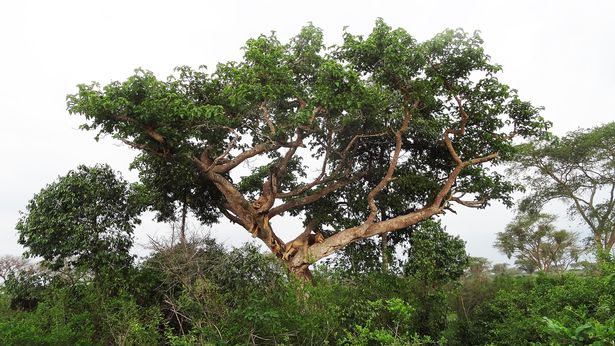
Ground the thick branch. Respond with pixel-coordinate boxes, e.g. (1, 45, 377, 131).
(366, 101, 418, 222)
(288, 150, 499, 268)
(450, 196, 488, 208)
(220, 206, 246, 228)
(260, 101, 276, 134)
(120, 139, 167, 158)
(269, 172, 367, 217)
(212, 142, 280, 173)
(277, 132, 333, 199)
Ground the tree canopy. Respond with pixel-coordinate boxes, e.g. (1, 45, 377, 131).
(512, 122, 615, 258)
(495, 212, 582, 273)
(16, 164, 141, 273)
(66, 20, 548, 278)
(404, 219, 468, 283)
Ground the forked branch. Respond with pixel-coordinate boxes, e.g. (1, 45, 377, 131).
(366, 100, 419, 223)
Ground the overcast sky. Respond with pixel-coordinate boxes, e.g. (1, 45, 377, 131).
(1, 0, 613, 264)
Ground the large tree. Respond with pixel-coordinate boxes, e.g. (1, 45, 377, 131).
(66, 21, 547, 279)
(512, 122, 615, 258)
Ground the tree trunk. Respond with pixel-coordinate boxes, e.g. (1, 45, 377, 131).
(180, 198, 187, 245)
(381, 232, 390, 272)
(380, 208, 390, 273)
(289, 264, 315, 284)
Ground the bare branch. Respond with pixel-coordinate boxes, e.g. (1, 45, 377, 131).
(337, 132, 387, 160)
(539, 165, 600, 234)
(277, 131, 333, 199)
(450, 196, 488, 208)
(442, 95, 470, 164)
(220, 206, 246, 228)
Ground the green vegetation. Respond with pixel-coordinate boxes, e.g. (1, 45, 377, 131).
(1, 235, 614, 345)
(512, 122, 615, 259)
(65, 19, 546, 278)
(495, 212, 583, 273)
(4, 21, 615, 344)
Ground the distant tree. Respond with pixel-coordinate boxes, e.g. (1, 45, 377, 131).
(512, 122, 615, 260)
(15, 164, 141, 277)
(491, 263, 519, 275)
(495, 212, 583, 273)
(0, 255, 30, 282)
(467, 257, 491, 278)
(3, 265, 50, 311)
(66, 20, 547, 280)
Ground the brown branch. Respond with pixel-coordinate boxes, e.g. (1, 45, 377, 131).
(539, 165, 600, 235)
(442, 95, 469, 165)
(277, 131, 333, 199)
(449, 196, 488, 208)
(197, 133, 242, 173)
(259, 105, 324, 209)
(269, 172, 368, 217)
(366, 101, 419, 223)
(337, 132, 387, 160)
(260, 101, 276, 134)
(292, 219, 317, 242)
(214, 131, 241, 163)
(432, 151, 498, 207)
(220, 207, 246, 228)
(144, 127, 166, 144)
(120, 138, 168, 159)
(288, 152, 500, 267)
(212, 142, 280, 173)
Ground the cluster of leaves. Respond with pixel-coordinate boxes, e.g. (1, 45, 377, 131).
(15, 164, 141, 274)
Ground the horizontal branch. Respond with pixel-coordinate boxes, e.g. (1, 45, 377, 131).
(269, 172, 367, 217)
(212, 142, 280, 174)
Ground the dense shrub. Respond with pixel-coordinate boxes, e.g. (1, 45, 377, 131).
(454, 271, 615, 345)
(2, 235, 613, 345)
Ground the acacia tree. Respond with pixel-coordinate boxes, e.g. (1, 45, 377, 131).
(512, 122, 615, 258)
(495, 212, 582, 273)
(66, 21, 547, 279)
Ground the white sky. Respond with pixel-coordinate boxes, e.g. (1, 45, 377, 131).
(1, 0, 614, 265)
